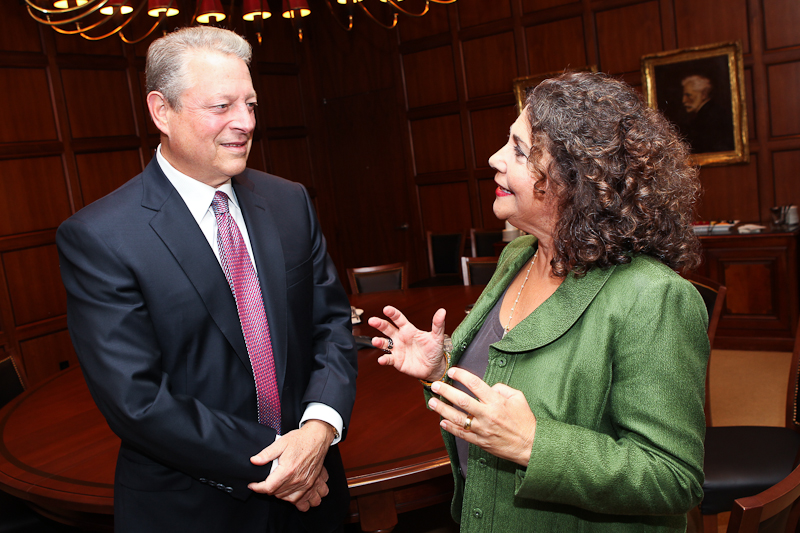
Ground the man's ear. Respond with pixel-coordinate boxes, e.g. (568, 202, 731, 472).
(147, 91, 171, 136)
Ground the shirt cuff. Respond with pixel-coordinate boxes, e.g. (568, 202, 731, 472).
(270, 434, 280, 474)
(300, 402, 344, 445)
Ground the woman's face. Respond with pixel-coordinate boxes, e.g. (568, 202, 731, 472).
(488, 110, 559, 239)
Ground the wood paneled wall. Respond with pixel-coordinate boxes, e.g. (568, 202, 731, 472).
(2, 0, 800, 386)
(303, 0, 800, 284)
(378, 0, 800, 272)
(0, 3, 327, 387)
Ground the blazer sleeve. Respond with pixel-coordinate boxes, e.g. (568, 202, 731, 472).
(57, 216, 276, 501)
(294, 184, 358, 436)
(514, 273, 709, 515)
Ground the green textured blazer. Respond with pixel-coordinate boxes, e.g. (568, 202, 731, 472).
(440, 236, 709, 532)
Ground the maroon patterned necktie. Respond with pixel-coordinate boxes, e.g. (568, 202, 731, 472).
(212, 191, 281, 432)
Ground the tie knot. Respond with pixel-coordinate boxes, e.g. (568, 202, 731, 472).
(212, 191, 229, 216)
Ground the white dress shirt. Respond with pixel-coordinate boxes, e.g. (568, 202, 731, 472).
(156, 146, 343, 445)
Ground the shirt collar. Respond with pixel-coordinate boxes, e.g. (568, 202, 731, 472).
(156, 144, 238, 224)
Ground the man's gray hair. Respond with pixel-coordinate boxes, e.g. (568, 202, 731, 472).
(146, 26, 252, 109)
(681, 74, 712, 97)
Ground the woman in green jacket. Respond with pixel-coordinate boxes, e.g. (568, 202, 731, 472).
(368, 71, 709, 532)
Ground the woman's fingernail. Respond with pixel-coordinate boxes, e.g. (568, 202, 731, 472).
(428, 398, 438, 409)
(430, 381, 440, 393)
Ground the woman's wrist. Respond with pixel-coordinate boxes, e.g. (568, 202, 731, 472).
(420, 335, 452, 387)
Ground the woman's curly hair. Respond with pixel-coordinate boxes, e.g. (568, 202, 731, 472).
(525, 71, 702, 277)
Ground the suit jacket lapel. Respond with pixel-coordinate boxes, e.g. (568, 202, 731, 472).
(141, 160, 252, 371)
(233, 175, 288, 394)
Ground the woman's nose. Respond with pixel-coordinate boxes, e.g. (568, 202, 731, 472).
(488, 147, 505, 172)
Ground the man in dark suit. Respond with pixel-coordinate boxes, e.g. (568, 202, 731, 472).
(56, 26, 357, 532)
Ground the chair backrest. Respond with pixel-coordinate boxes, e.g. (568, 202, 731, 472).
(426, 231, 465, 277)
(682, 272, 727, 427)
(726, 462, 800, 532)
(683, 273, 727, 350)
(347, 262, 408, 294)
(784, 318, 800, 434)
(461, 256, 498, 286)
(470, 228, 503, 258)
(0, 356, 25, 409)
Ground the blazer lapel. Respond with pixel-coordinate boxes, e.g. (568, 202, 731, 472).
(498, 264, 615, 352)
(452, 236, 615, 356)
(141, 160, 251, 371)
(233, 176, 289, 394)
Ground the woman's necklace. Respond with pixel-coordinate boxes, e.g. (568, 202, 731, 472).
(503, 250, 538, 337)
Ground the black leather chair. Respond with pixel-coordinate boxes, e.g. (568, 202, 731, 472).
(470, 228, 502, 258)
(0, 356, 24, 408)
(346, 262, 408, 295)
(421, 231, 464, 286)
(461, 256, 498, 286)
(682, 272, 727, 425)
(0, 356, 69, 532)
(0, 357, 85, 533)
(699, 316, 800, 533)
(726, 461, 800, 532)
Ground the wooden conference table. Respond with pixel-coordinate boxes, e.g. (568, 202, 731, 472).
(0, 285, 485, 532)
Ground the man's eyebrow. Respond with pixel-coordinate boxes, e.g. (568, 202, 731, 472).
(208, 92, 258, 101)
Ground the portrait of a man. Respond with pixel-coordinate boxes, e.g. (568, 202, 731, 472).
(641, 42, 747, 166)
(679, 73, 735, 153)
(652, 56, 735, 154)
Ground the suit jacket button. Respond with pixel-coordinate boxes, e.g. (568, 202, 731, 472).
(199, 478, 207, 483)
(225, 487, 233, 493)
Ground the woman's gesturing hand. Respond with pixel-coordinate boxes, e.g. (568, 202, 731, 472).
(428, 367, 537, 467)
(367, 305, 448, 382)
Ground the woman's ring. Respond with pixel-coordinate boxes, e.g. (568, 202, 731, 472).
(386, 338, 393, 351)
(464, 415, 473, 431)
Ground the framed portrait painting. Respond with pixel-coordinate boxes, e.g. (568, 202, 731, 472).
(512, 66, 597, 115)
(641, 41, 748, 166)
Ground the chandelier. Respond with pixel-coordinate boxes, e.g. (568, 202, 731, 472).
(24, 0, 456, 43)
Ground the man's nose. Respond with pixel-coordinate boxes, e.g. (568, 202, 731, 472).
(232, 104, 255, 132)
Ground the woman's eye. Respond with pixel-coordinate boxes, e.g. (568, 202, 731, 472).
(514, 145, 527, 158)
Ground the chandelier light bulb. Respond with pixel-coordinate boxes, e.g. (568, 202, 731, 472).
(243, 0, 271, 21)
(147, 0, 179, 17)
(53, 0, 89, 8)
(282, 0, 310, 18)
(100, 1, 134, 15)
(196, 0, 226, 23)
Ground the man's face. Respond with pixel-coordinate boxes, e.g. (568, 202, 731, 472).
(160, 51, 256, 187)
(682, 84, 709, 114)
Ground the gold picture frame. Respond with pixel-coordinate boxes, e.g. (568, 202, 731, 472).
(512, 66, 598, 115)
(641, 41, 748, 167)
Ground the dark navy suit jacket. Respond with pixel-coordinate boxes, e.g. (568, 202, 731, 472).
(57, 158, 357, 532)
